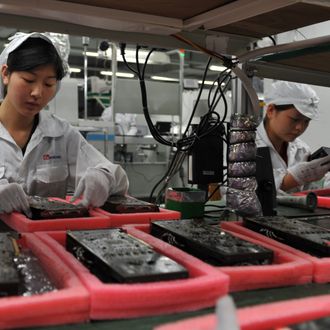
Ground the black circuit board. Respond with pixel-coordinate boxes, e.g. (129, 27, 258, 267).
(101, 195, 159, 214)
(0, 233, 20, 296)
(28, 196, 89, 220)
(244, 216, 330, 257)
(66, 229, 188, 283)
(150, 219, 274, 266)
(298, 215, 330, 231)
(290, 316, 330, 329)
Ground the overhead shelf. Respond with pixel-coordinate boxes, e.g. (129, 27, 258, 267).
(242, 35, 330, 87)
(0, 0, 329, 54)
(0, 0, 329, 85)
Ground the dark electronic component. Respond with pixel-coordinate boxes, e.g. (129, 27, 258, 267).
(290, 316, 330, 329)
(299, 215, 330, 230)
(66, 229, 188, 283)
(0, 233, 20, 296)
(188, 121, 224, 185)
(150, 219, 273, 266)
(155, 121, 171, 135)
(101, 195, 159, 213)
(27, 196, 89, 220)
(244, 216, 330, 257)
(255, 147, 277, 216)
(308, 146, 330, 161)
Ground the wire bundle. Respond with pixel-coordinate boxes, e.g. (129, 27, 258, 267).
(120, 44, 231, 204)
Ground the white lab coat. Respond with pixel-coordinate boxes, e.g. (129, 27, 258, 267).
(0, 111, 129, 198)
(256, 120, 311, 193)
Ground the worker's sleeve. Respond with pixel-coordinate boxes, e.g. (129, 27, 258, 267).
(66, 128, 129, 196)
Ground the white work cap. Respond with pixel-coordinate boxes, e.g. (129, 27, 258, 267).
(0, 32, 68, 100)
(264, 81, 320, 120)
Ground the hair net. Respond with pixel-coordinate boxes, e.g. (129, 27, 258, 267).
(264, 81, 320, 120)
(0, 32, 69, 100)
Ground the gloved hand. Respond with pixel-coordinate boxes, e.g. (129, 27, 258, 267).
(288, 154, 330, 185)
(0, 183, 31, 215)
(71, 168, 111, 207)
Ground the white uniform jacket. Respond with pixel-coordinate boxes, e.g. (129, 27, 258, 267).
(256, 120, 311, 193)
(0, 112, 129, 198)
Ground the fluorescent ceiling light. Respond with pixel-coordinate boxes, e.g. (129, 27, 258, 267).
(87, 49, 170, 64)
(100, 71, 134, 78)
(209, 65, 227, 72)
(85, 51, 99, 57)
(69, 67, 81, 73)
(198, 80, 226, 86)
(151, 76, 179, 82)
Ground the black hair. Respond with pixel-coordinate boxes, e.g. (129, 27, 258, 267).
(263, 104, 295, 125)
(273, 104, 295, 111)
(6, 37, 65, 80)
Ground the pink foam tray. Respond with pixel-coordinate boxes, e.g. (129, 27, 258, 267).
(155, 294, 330, 330)
(217, 228, 312, 291)
(0, 196, 110, 232)
(221, 221, 330, 283)
(0, 233, 89, 329)
(36, 228, 229, 320)
(0, 196, 181, 233)
(123, 223, 313, 292)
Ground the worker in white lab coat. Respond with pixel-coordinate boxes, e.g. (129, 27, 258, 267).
(256, 80, 330, 193)
(0, 32, 128, 215)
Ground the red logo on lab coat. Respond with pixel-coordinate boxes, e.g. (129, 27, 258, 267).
(43, 154, 50, 160)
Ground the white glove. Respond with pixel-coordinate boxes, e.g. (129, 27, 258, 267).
(0, 183, 31, 215)
(71, 168, 111, 207)
(288, 155, 330, 185)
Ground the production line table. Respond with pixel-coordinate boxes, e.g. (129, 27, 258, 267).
(2, 205, 330, 330)
(22, 283, 330, 330)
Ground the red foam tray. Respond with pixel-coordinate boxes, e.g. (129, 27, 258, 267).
(155, 294, 330, 330)
(221, 221, 330, 283)
(0, 196, 181, 232)
(95, 206, 181, 227)
(0, 197, 111, 232)
(0, 233, 89, 329)
(294, 188, 330, 208)
(36, 228, 229, 320)
(122, 223, 312, 292)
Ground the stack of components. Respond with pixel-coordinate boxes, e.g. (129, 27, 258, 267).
(226, 113, 262, 216)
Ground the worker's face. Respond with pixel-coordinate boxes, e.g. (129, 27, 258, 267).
(266, 104, 310, 142)
(1, 64, 58, 118)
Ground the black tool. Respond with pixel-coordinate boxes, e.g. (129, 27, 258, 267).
(308, 146, 330, 161)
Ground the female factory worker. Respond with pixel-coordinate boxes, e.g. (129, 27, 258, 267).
(0, 32, 129, 215)
(256, 80, 330, 193)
